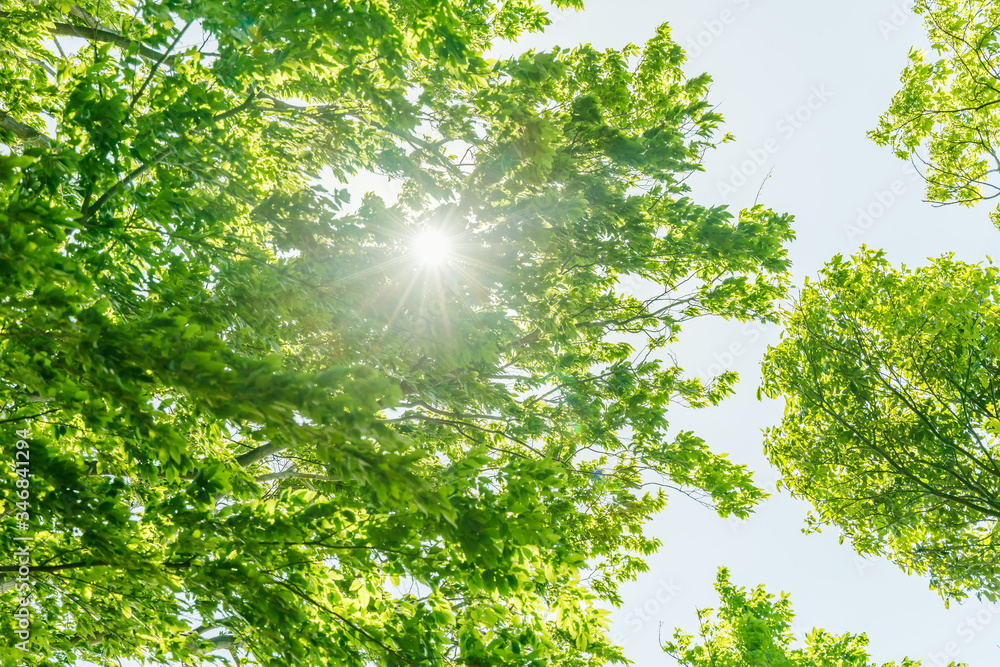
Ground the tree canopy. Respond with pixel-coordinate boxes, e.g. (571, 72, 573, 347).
(760, 249, 1000, 603)
(0, 0, 795, 664)
(663, 568, 939, 667)
(870, 0, 1000, 225)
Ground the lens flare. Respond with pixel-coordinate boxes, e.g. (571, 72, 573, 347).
(411, 230, 452, 267)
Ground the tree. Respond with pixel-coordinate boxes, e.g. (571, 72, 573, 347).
(870, 0, 1000, 225)
(0, 0, 795, 664)
(663, 568, 939, 667)
(760, 248, 1000, 603)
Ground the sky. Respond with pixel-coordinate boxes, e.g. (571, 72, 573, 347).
(495, 1, 1000, 666)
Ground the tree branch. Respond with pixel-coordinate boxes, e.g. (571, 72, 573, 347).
(0, 9, 183, 65)
(0, 108, 51, 147)
(82, 147, 173, 219)
(67, 4, 100, 29)
(128, 21, 192, 114)
(255, 470, 342, 483)
(51, 21, 180, 66)
(235, 442, 288, 468)
(84, 90, 257, 219)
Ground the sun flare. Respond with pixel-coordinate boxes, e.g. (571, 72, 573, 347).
(411, 229, 452, 267)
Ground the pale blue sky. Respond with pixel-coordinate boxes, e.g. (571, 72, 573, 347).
(500, 1, 1000, 666)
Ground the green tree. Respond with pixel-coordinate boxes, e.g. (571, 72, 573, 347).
(0, 0, 795, 664)
(663, 568, 937, 667)
(760, 248, 1000, 603)
(870, 0, 1000, 225)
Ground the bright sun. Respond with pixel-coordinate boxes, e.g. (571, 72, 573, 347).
(411, 230, 452, 267)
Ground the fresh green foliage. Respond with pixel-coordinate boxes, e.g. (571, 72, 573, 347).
(0, 0, 795, 664)
(761, 248, 1000, 603)
(870, 0, 1000, 225)
(664, 568, 936, 667)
